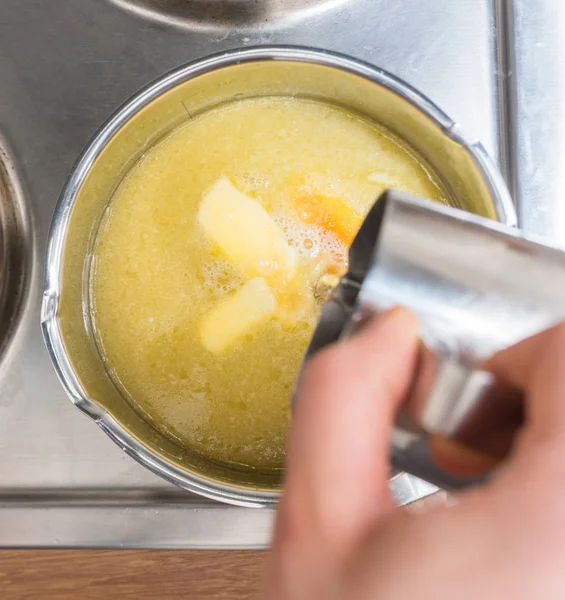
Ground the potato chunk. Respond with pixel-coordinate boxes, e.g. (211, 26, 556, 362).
(198, 177, 296, 286)
(199, 277, 277, 354)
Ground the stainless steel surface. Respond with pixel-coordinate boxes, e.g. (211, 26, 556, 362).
(0, 489, 274, 548)
(0, 0, 542, 546)
(389, 472, 439, 506)
(509, 0, 565, 242)
(308, 191, 565, 489)
(42, 46, 512, 508)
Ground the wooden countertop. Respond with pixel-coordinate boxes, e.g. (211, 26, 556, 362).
(0, 550, 267, 599)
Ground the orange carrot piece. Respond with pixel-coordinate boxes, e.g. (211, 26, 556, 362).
(292, 192, 362, 247)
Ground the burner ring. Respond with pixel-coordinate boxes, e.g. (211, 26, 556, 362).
(108, 0, 348, 29)
(0, 137, 31, 359)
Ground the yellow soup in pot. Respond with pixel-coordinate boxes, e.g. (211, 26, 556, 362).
(91, 97, 447, 470)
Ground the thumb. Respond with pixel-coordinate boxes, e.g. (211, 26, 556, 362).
(278, 307, 420, 559)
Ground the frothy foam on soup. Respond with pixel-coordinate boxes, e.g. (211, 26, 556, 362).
(91, 97, 447, 470)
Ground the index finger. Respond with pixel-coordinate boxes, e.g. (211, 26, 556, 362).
(275, 307, 419, 561)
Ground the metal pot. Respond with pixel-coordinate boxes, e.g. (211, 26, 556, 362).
(42, 47, 514, 507)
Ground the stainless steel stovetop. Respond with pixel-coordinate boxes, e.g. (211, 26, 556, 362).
(0, 0, 562, 548)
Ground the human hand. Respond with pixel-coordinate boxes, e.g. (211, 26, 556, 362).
(264, 308, 565, 599)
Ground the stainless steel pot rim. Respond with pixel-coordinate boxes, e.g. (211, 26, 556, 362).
(42, 46, 516, 507)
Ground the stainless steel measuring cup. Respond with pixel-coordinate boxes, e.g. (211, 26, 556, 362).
(305, 190, 565, 490)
